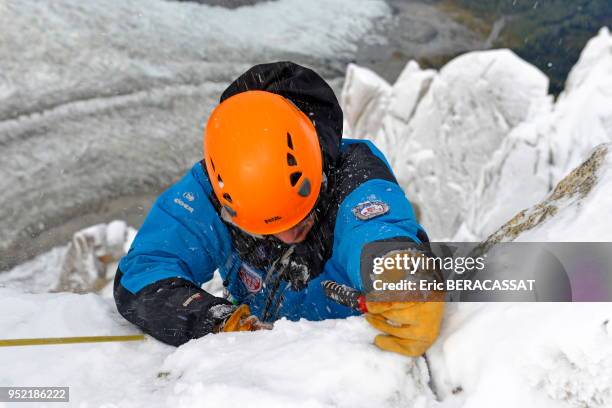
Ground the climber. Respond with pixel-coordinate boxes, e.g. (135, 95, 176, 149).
(114, 61, 444, 357)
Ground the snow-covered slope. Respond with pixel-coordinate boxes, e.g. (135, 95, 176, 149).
(430, 302, 612, 408)
(341, 27, 612, 241)
(429, 143, 612, 407)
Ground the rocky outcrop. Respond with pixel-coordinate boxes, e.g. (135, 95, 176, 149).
(483, 143, 612, 245)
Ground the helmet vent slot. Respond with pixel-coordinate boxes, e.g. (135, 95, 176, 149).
(217, 175, 224, 189)
(290, 171, 302, 187)
(211, 159, 216, 172)
(297, 178, 311, 197)
(223, 193, 233, 203)
(223, 205, 236, 217)
(287, 132, 294, 150)
(287, 153, 297, 166)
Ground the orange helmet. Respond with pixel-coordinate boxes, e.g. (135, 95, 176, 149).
(204, 90, 322, 235)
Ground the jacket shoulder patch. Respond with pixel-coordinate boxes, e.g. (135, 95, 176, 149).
(352, 200, 389, 221)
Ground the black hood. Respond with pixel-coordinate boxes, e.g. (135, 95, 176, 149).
(220, 61, 343, 175)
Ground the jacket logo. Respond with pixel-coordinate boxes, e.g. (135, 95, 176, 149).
(352, 200, 389, 220)
(183, 192, 195, 202)
(174, 198, 194, 213)
(238, 263, 263, 293)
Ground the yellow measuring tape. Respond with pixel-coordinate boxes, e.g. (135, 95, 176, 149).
(0, 334, 145, 347)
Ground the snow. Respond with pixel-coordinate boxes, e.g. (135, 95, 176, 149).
(1, 0, 389, 118)
(466, 28, 612, 240)
(430, 303, 612, 408)
(0, 220, 136, 294)
(163, 318, 434, 408)
(342, 48, 550, 239)
(0, 288, 172, 407)
(341, 64, 392, 140)
(426, 143, 612, 406)
(0, 246, 68, 293)
(0, 287, 434, 407)
(341, 28, 612, 241)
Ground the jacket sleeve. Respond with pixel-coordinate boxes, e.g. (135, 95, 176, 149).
(331, 140, 428, 291)
(113, 270, 233, 346)
(114, 168, 234, 346)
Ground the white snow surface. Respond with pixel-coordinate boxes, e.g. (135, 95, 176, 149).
(429, 302, 612, 408)
(0, 286, 434, 407)
(426, 144, 612, 407)
(341, 27, 612, 241)
(2, 282, 612, 407)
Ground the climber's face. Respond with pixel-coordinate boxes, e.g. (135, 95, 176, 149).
(273, 213, 315, 244)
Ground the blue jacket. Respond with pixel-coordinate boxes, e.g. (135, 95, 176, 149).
(115, 140, 426, 345)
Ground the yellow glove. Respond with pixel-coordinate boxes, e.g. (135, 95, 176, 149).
(221, 304, 273, 332)
(366, 248, 445, 357)
(365, 300, 444, 357)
